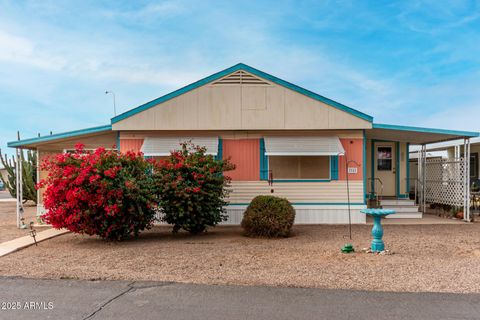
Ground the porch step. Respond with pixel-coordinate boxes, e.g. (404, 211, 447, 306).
(382, 207, 422, 218)
(380, 199, 421, 218)
(385, 212, 423, 219)
(381, 205, 420, 213)
(380, 199, 415, 206)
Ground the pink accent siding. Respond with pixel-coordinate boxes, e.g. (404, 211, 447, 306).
(339, 138, 363, 181)
(223, 139, 260, 181)
(120, 139, 144, 154)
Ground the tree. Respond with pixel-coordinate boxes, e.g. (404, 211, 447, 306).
(0, 148, 37, 204)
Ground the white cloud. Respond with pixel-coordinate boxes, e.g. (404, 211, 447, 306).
(101, 0, 185, 20)
(0, 29, 66, 70)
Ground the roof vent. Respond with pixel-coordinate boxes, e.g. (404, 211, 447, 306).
(212, 70, 270, 85)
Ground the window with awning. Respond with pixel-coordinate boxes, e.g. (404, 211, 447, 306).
(263, 136, 344, 180)
(141, 137, 219, 156)
(263, 136, 345, 156)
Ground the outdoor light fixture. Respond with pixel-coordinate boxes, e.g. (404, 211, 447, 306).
(105, 90, 117, 116)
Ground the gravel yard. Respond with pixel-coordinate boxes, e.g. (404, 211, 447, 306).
(0, 200, 49, 243)
(0, 220, 479, 293)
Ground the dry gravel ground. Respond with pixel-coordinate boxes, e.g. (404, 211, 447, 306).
(0, 221, 479, 293)
(0, 200, 49, 243)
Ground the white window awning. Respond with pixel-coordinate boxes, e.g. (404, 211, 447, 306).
(141, 137, 219, 156)
(264, 136, 345, 156)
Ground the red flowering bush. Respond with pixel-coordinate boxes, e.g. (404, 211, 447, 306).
(154, 142, 234, 234)
(38, 144, 158, 240)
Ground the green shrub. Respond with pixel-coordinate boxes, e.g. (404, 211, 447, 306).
(154, 142, 234, 234)
(241, 195, 295, 238)
(39, 144, 159, 240)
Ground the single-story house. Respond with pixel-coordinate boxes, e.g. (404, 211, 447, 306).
(8, 63, 479, 224)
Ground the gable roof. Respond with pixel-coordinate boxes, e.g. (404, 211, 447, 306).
(111, 63, 374, 124)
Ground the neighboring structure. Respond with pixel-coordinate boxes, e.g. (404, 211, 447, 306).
(0, 166, 7, 190)
(8, 63, 479, 224)
(410, 138, 480, 218)
(408, 150, 447, 195)
(411, 137, 480, 182)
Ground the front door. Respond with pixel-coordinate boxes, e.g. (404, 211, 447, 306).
(375, 143, 396, 196)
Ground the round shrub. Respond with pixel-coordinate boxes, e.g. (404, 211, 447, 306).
(153, 142, 234, 234)
(39, 144, 159, 240)
(241, 195, 295, 238)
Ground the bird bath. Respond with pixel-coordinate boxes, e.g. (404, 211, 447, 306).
(360, 209, 395, 252)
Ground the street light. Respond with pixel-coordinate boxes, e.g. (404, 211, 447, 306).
(105, 90, 117, 116)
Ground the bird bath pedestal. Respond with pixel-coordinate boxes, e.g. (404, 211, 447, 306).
(360, 209, 395, 252)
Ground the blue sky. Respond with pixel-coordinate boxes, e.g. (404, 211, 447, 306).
(1, 0, 480, 155)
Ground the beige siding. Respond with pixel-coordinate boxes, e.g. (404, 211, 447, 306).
(35, 132, 117, 151)
(226, 181, 364, 204)
(113, 72, 372, 131)
(37, 150, 62, 205)
(120, 130, 364, 140)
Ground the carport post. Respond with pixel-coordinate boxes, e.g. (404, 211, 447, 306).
(15, 147, 24, 228)
(464, 138, 470, 222)
(418, 144, 426, 212)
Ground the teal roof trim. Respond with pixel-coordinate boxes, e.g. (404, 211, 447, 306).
(111, 63, 373, 124)
(372, 123, 479, 137)
(7, 125, 112, 148)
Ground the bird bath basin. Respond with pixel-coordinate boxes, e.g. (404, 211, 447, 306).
(360, 209, 395, 252)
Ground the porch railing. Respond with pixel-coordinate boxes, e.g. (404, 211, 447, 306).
(366, 177, 383, 208)
(407, 177, 418, 203)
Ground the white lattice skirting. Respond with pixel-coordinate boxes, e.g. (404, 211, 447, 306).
(424, 158, 465, 207)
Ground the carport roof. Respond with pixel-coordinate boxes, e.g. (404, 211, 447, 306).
(367, 123, 479, 144)
(7, 124, 112, 148)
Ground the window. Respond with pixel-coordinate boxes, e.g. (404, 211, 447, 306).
(63, 148, 115, 154)
(268, 156, 330, 180)
(377, 147, 392, 171)
(471, 153, 478, 179)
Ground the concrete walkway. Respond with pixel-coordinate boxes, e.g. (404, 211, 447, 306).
(0, 228, 69, 257)
(0, 191, 14, 200)
(0, 278, 479, 320)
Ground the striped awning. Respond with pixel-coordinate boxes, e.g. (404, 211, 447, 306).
(264, 136, 345, 156)
(141, 137, 219, 156)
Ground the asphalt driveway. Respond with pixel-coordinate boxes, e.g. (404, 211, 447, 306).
(0, 277, 479, 320)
